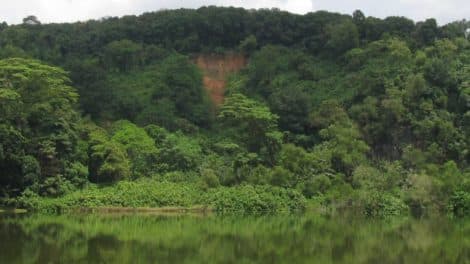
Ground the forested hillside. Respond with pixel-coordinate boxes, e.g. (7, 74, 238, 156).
(0, 7, 469, 216)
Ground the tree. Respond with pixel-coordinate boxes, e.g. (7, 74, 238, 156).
(0, 45, 29, 59)
(157, 131, 203, 172)
(316, 122, 370, 177)
(104, 39, 143, 72)
(277, 144, 327, 186)
(0, 22, 7, 31)
(66, 58, 109, 118)
(239, 35, 258, 54)
(110, 120, 159, 177)
(268, 85, 311, 133)
(413, 19, 439, 46)
(0, 58, 82, 194)
(352, 10, 366, 39)
(219, 93, 282, 164)
(382, 16, 415, 39)
(88, 127, 130, 183)
(311, 101, 369, 177)
(22, 15, 41, 25)
(154, 54, 211, 127)
(352, 10, 365, 25)
(325, 20, 359, 55)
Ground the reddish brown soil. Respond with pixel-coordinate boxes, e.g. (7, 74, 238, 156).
(193, 53, 247, 106)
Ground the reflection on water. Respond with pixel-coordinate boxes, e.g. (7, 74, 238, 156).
(0, 212, 469, 264)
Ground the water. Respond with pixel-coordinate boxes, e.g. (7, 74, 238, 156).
(0, 212, 469, 264)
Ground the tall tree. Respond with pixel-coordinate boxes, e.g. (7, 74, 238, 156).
(0, 58, 83, 194)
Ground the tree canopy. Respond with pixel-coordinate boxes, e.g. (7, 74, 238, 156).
(0, 7, 469, 217)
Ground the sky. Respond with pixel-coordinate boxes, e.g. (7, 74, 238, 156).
(0, 0, 468, 25)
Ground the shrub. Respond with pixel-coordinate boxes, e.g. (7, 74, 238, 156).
(405, 173, 436, 210)
(448, 191, 470, 217)
(157, 132, 203, 172)
(270, 166, 295, 188)
(159, 171, 199, 183)
(39, 176, 75, 198)
(110, 120, 159, 177)
(246, 165, 271, 185)
(17, 180, 201, 212)
(199, 168, 220, 190)
(301, 174, 332, 198)
(64, 162, 88, 188)
(201, 185, 306, 213)
(359, 191, 408, 217)
(17, 180, 307, 214)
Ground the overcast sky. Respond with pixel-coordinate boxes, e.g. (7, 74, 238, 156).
(1, 0, 468, 25)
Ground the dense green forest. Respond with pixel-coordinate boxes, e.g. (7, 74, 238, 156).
(0, 7, 469, 216)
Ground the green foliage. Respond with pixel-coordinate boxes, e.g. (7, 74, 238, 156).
(269, 86, 312, 133)
(110, 120, 158, 177)
(448, 191, 470, 217)
(64, 162, 88, 188)
(301, 174, 332, 198)
(201, 185, 306, 213)
(325, 20, 360, 55)
(269, 166, 294, 188)
(405, 173, 436, 211)
(0, 58, 83, 195)
(316, 121, 370, 177)
(413, 19, 439, 46)
(104, 39, 143, 72)
(88, 127, 131, 183)
(0, 45, 29, 59)
(39, 175, 74, 198)
(358, 191, 408, 217)
(0, 8, 469, 217)
(16, 179, 305, 213)
(101, 53, 212, 128)
(3, 212, 470, 264)
(199, 168, 220, 190)
(17, 180, 201, 212)
(219, 93, 282, 164)
(157, 131, 203, 172)
(278, 144, 321, 179)
(245, 165, 271, 185)
(155, 53, 212, 127)
(239, 35, 257, 54)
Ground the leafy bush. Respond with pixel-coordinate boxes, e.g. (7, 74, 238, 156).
(110, 120, 159, 177)
(39, 176, 75, 198)
(269, 166, 295, 188)
(199, 168, 220, 190)
(157, 132, 203, 171)
(201, 185, 306, 213)
(300, 174, 332, 198)
(64, 162, 89, 188)
(16, 180, 307, 214)
(448, 191, 470, 217)
(359, 191, 408, 217)
(17, 180, 201, 212)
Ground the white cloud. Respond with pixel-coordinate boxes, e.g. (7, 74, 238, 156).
(313, 0, 469, 24)
(0, 0, 467, 25)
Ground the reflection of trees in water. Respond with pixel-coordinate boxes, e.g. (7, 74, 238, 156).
(87, 234, 123, 263)
(0, 214, 469, 264)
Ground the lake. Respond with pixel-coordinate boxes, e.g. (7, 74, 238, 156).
(0, 212, 469, 264)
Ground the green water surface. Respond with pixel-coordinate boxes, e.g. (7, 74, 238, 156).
(0, 212, 468, 264)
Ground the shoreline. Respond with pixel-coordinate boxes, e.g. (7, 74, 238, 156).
(0, 206, 214, 215)
(72, 206, 215, 215)
(0, 208, 28, 214)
